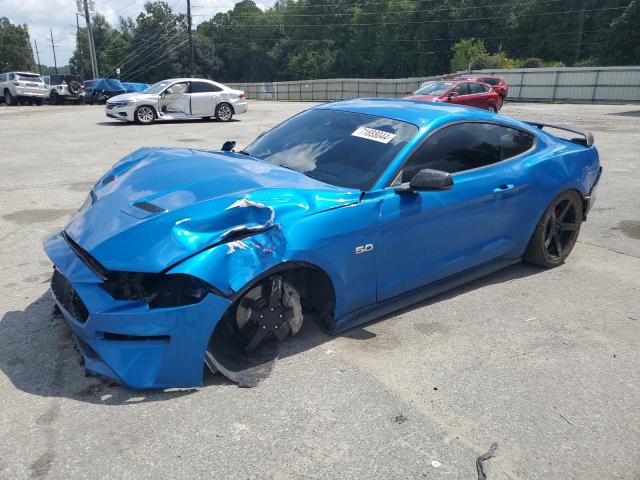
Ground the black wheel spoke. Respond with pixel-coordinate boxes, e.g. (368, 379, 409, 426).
(558, 200, 572, 221)
(544, 227, 553, 248)
(553, 233, 563, 256)
(561, 222, 578, 231)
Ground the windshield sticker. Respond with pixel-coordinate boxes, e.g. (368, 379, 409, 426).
(351, 127, 396, 144)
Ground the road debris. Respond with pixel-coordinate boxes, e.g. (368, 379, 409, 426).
(476, 442, 498, 480)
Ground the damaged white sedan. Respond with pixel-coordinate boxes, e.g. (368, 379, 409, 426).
(105, 78, 248, 124)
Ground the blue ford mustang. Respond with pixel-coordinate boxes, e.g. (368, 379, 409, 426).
(44, 99, 601, 388)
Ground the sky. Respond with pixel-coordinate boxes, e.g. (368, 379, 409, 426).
(1, 0, 270, 67)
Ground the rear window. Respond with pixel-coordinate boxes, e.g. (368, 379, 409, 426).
(244, 109, 418, 190)
(17, 73, 42, 82)
(482, 77, 501, 86)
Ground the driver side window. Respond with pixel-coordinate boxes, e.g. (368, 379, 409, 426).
(397, 123, 502, 183)
(453, 83, 469, 96)
(168, 82, 189, 95)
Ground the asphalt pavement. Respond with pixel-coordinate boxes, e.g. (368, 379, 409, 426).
(0, 101, 639, 479)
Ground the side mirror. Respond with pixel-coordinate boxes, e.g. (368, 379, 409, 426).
(221, 140, 236, 152)
(395, 168, 453, 193)
(165, 88, 174, 95)
(447, 91, 459, 98)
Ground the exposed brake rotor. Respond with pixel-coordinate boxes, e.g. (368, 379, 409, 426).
(205, 275, 303, 387)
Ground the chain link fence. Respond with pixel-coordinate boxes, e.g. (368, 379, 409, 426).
(228, 66, 640, 104)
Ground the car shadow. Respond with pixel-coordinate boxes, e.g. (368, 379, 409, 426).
(278, 261, 544, 359)
(0, 262, 542, 402)
(97, 118, 240, 127)
(0, 292, 224, 405)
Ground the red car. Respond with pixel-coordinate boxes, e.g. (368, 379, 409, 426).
(405, 80, 501, 112)
(456, 75, 508, 109)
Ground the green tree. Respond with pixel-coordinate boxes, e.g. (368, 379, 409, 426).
(450, 38, 488, 72)
(0, 17, 36, 71)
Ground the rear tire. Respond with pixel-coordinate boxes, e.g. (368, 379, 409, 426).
(49, 91, 60, 105)
(134, 105, 156, 125)
(486, 104, 497, 113)
(523, 190, 583, 268)
(4, 90, 16, 105)
(497, 96, 505, 110)
(215, 103, 233, 122)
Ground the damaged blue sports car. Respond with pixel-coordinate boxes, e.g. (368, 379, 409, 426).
(44, 99, 601, 388)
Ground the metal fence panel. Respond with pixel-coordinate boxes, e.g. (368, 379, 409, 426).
(227, 66, 640, 103)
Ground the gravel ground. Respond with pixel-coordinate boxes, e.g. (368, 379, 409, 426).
(0, 101, 639, 480)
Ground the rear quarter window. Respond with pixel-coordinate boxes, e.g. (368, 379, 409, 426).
(501, 127, 535, 159)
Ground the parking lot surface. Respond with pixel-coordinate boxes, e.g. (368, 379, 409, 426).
(0, 102, 639, 480)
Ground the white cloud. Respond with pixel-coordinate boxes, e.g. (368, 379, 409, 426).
(1, 0, 276, 67)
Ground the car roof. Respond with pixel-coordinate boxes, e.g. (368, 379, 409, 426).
(160, 78, 220, 83)
(6, 71, 41, 76)
(317, 98, 523, 130)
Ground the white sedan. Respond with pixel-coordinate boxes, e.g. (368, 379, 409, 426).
(105, 78, 248, 125)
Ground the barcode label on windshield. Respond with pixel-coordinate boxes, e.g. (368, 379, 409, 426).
(351, 127, 396, 144)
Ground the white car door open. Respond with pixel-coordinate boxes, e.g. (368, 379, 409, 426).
(163, 82, 191, 115)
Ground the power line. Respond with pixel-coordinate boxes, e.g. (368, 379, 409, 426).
(194, 0, 567, 17)
(210, 28, 611, 44)
(124, 38, 190, 80)
(102, 21, 187, 78)
(204, 6, 627, 27)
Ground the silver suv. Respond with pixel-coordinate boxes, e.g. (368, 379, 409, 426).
(0, 71, 47, 105)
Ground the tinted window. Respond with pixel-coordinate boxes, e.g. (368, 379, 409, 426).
(0, 74, 5, 81)
(453, 83, 470, 95)
(17, 73, 42, 82)
(482, 77, 500, 85)
(469, 83, 488, 94)
(399, 123, 502, 181)
(191, 81, 221, 93)
(8, 73, 15, 80)
(244, 109, 418, 190)
(502, 127, 534, 159)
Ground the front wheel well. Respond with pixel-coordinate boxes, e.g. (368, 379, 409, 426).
(231, 263, 336, 331)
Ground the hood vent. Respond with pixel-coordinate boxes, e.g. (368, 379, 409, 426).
(133, 201, 166, 214)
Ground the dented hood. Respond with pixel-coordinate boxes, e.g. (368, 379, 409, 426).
(64, 147, 360, 272)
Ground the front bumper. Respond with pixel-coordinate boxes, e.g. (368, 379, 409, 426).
(44, 232, 231, 389)
(105, 103, 134, 121)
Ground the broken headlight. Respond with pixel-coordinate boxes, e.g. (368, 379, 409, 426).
(102, 272, 213, 308)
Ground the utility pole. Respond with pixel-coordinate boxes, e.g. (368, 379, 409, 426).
(187, 0, 194, 76)
(33, 40, 42, 75)
(80, 0, 99, 78)
(49, 28, 59, 74)
(75, 13, 85, 80)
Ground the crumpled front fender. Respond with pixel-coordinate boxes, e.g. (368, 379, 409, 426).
(168, 226, 288, 297)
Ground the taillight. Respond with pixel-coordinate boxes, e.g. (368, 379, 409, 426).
(13, 82, 19, 86)
(239, 92, 245, 99)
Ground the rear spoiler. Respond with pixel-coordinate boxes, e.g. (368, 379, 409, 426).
(523, 121, 594, 147)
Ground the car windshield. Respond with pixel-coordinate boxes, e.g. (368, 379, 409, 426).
(243, 109, 418, 190)
(144, 80, 173, 94)
(415, 82, 454, 95)
(17, 73, 43, 82)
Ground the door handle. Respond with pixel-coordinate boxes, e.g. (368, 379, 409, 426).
(493, 184, 515, 196)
